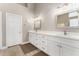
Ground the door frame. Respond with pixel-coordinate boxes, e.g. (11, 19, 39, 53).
(0, 11, 2, 48)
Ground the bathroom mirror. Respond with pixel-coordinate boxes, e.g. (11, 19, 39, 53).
(34, 20, 41, 31)
(57, 10, 79, 28)
(57, 13, 69, 28)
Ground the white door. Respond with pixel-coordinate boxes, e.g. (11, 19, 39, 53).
(6, 12, 22, 47)
(0, 11, 2, 48)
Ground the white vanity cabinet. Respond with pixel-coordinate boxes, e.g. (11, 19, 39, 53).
(36, 34, 47, 52)
(60, 38, 79, 56)
(29, 31, 79, 56)
(47, 38, 79, 56)
(29, 32, 47, 53)
(40, 36, 47, 52)
(29, 32, 37, 46)
(47, 39, 60, 56)
(61, 44, 79, 56)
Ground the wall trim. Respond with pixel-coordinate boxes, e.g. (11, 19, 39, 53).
(0, 46, 8, 49)
(0, 41, 30, 49)
(20, 41, 30, 45)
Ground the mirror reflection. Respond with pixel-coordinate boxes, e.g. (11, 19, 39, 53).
(57, 10, 79, 28)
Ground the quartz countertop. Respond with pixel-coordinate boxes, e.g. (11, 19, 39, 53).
(29, 31, 79, 41)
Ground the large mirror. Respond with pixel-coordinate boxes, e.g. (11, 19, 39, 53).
(57, 13, 69, 28)
(57, 10, 79, 28)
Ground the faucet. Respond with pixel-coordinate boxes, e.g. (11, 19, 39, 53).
(64, 30, 67, 35)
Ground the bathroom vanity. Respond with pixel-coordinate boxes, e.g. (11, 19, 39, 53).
(29, 31, 79, 56)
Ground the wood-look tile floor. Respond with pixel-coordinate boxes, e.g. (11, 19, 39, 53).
(33, 51, 48, 56)
(0, 45, 24, 56)
(20, 43, 38, 54)
(0, 43, 48, 56)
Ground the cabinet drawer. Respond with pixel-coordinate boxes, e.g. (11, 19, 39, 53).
(47, 36, 60, 42)
(37, 34, 48, 39)
(37, 34, 43, 38)
(41, 38, 47, 43)
(29, 33, 37, 39)
(41, 40, 47, 44)
(60, 38, 79, 48)
(41, 45, 47, 52)
(48, 35, 79, 49)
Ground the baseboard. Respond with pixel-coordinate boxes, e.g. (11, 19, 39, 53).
(0, 41, 30, 49)
(20, 41, 30, 45)
(0, 46, 8, 49)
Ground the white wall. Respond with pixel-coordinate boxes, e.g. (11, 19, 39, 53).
(34, 3, 79, 32)
(0, 3, 34, 47)
(34, 3, 64, 31)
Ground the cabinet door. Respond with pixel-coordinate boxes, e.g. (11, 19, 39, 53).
(29, 33, 42, 48)
(40, 35, 47, 52)
(29, 33, 37, 45)
(47, 39, 60, 56)
(62, 44, 79, 56)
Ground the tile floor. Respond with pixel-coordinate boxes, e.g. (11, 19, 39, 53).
(0, 43, 48, 56)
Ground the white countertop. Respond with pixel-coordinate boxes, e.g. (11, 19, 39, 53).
(29, 31, 79, 41)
